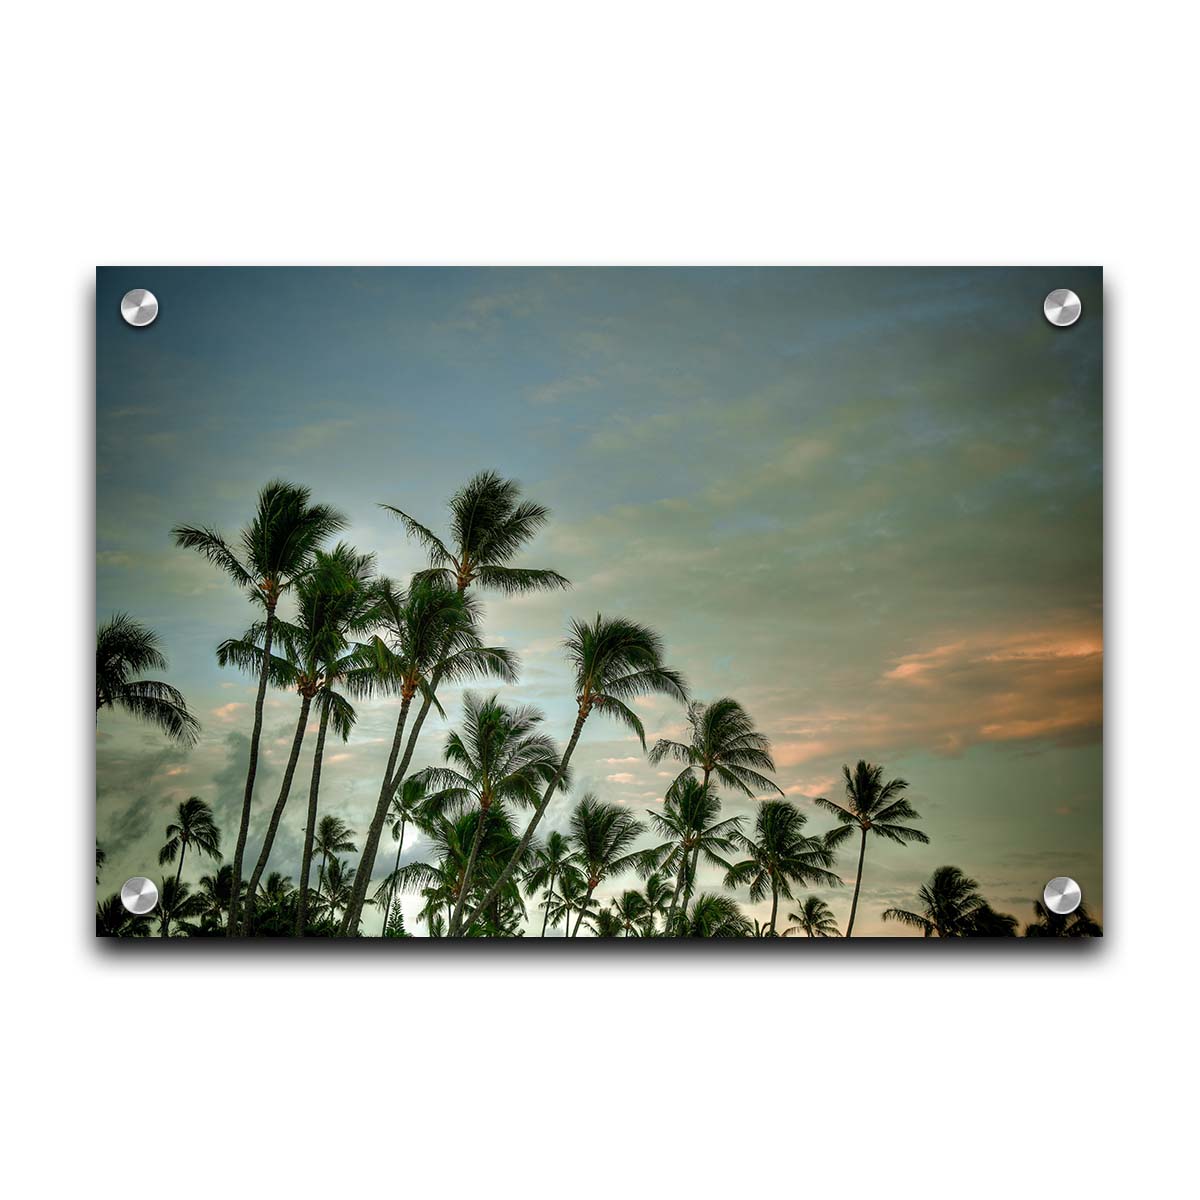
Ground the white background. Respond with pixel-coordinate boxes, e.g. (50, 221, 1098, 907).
(2, 3, 1195, 1196)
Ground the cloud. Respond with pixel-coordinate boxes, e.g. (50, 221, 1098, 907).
(606, 773, 637, 784)
(212, 702, 245, 721)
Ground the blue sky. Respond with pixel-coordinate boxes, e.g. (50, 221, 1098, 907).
(96, 266, 1102, 935)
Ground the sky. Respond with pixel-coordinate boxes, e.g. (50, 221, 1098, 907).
(96, 266, 1103, 936)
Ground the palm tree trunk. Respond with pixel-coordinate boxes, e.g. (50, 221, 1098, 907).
(449, 803, 493, 935)
(243, 694, 312, 930)
(664, 845, 690, 934)
(340, 692, 414, 933)
(540, 867, 556, 937)
(461, 706, 589, 935)
(228, 605, 276, 935)
(769, 881, 780, 936)
(845, 827, 868, 937)
(572, 885, 596, 937)
(174, 843, 186, 890)
(294, 700, 331, 935)
(386, 817, 406, 931)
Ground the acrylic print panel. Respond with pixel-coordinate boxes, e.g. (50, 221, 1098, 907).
(95, 267, 1102, 940)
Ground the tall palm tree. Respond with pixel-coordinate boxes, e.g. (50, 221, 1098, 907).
(424, 693, 565, 935)
(568, 795, 646, 937)
(376, 774, 431, 939)
(219, 544, 379, 930)
(158, 875, 205, 937)
(1024, 899, 1103, 938)
(784, 896, 842, 937)
(815, 761, 929, 937)
(644, 777, 744, 934)
(524, 831, 578, 937)
(649, 697, 781, 915)
(313, 815, 357, 914)
(883, 865, 994, 938)
(678, 893, 752, 938)
(461, 614, 687, 934)
(96, 893, 154, 937)
(96, 613, 199, 745)
(157, 796, 221, 888)
(339, 579, 518, 932)
(724, 800, 842, 935)
(173, 480, 346, 934)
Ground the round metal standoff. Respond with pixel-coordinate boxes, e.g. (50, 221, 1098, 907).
(120, 288, 159, 327)
(1043, 288, 1081, 328)
(1043, 876, 1082, 916)
(120, 876, 159, 915)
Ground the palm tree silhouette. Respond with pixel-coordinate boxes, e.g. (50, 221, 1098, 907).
(638, 871, 674, 935)
(425, 692, 565, 935)
(679, 893, 752, 938)
(547, 867, 591, 937)
(158, 875, 205, 937)
(157, 796, 221, 887)
(1024, 899, 1102, 937)
(313, 816, 357, 916)
(815, 761, 928, 937)
(322, 856, 357, 927)
(96, 893, 154, 937)
(644, 777, 744, 934)
(609, 890, 649, 936)
(461, 614, 687, 934)
(649, 698, 781, 911)
(339, 579, 518, 932)
(378, 774, 431, 939)
(97, 613, 199, 745)
(724, 800, 841, 935)
(568, 795, 646, 937)
(197, 864, 241, 933)
(784, 896, 842, 937)
(523, 830, 577, 937)
(585, 908, 624, 938)
(173, 480, 345, 933)
(883, 866, 1018, 937)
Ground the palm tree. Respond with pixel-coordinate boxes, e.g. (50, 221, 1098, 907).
(678, 893, 752, 938)
(650, 696, 782, 800)
(724, 800, 842, 935)
(784, 896, 842, 937)
(883, 866, 997, 938)
(967, 904, 1020, 937)
(96, 845, 106, 885)
(460, 614, 687, 934)
(609, 890, 649, 936)
(173, 480, 346, 933)
(545, 862, 590, 937)
(339, 579, 518, 932)
(815, 761, 929, 937)
(96, 893, 154, 937)
(638, 871, 674, 936)
(158, 875, 205, 937)
(524, 830, 578, 937)
(157, 796, 222, 887)
(196, 864, 241, 933)
(218, 544, 379, 930)
(423, 693, 565, 935)
(382, 809, 533, 936)
(568, 795, 646, 937)
(644, 778, 744, 933)
(586, 908, 624, 938)
(1024, 899, 1103, 938)
(313, 816, 357, 914)
(96, 613, 199, 745)
(322, 856, 357, 928)
(377, 774, 431, 938)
